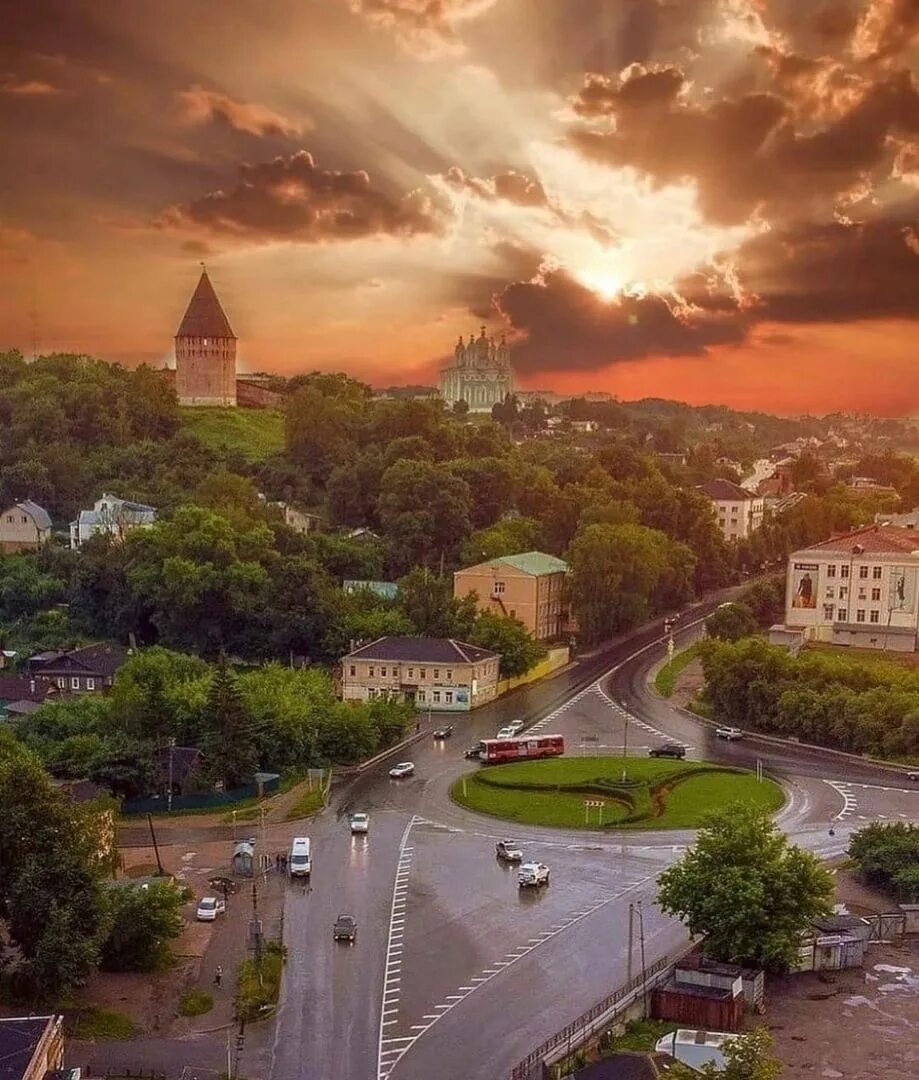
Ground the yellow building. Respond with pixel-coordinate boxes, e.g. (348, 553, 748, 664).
(453, 551, 569, 642)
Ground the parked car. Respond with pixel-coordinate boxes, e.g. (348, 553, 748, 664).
(649, 743, 687, 759)
(389, 761, 415, 778)
(350, 813, 369, 834)
(433, 725, 454, 739)
(715, 727, 744, 740)
(518, 862, 550, 888)
(496, 839, 523, 862)
(196, 896, 226, 921)
(333, 913, 357, 942)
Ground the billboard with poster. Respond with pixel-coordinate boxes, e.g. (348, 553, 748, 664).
(791, 563, 818, 609)
(888, 567, 917, 613)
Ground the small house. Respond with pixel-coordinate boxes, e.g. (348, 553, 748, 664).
(792, 914, 872, 973)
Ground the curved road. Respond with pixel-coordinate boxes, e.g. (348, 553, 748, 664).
(239, 600, 919, 1080)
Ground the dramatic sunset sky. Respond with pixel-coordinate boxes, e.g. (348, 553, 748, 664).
(1, 0, 917, 414)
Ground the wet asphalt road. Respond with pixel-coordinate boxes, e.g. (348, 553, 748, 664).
(248, 596, 919, 1080)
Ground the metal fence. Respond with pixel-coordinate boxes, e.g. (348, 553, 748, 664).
(122, 775, 280, 815)
(508, 954, 674, 1080)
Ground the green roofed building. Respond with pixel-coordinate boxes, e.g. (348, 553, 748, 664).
(454, 551, 570, 642)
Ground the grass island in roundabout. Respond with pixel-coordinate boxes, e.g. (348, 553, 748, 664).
(450, 756, 784, 830)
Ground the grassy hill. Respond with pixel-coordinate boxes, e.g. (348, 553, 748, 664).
(179, 407, 285, 463)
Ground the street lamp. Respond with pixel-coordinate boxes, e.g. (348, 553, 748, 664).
(621, 700, 629, 780)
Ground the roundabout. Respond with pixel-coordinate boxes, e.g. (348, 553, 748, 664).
(450, 755, 785, 830)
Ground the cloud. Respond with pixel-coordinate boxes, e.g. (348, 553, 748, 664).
(494, 267, 748, 373)
(570, 63, 919, 225)
(437, 166, 548, 206)
(161, 149, 448, 243)
(176, 85, 306, 138)
(851, 0, 919, 62)
(347, 0, 499, 56)
(1, 78, 60, 96)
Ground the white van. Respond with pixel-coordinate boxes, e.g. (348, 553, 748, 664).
(289, 837, 311, 877)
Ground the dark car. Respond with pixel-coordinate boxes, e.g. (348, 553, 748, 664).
(333, 913, 357, 942)
(464, 743, 484, 759)
(433, 725, 454, 739)
(649, 743, 686, 759)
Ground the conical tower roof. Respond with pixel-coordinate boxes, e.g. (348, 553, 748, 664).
(175, 270, 236, 339)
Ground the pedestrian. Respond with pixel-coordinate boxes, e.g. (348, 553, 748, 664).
(416, 721, 420, 733)
(214, 965, 222, 988)
(275, 852, 280, 870)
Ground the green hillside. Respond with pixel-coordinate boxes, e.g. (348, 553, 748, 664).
(179, 407, 285, 462)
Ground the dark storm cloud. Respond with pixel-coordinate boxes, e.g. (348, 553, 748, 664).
(163, 150, 447, 242)
(852, 0, 919, 62)
(570, 64, 919, 224)
(494, 269, 748, 374)
(451, 242, 544, 319)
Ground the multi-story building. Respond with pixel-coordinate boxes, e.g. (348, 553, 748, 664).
(70, 493, 156, 549)
(698, 479, 764, 542)
(453, 551, 569, 641)
(0, 500, 51, 552)
(341, 637, 500, 711)
(439, 327, 514, 413)
(174, 267, 237, 407)
(778, 525, 919, 651)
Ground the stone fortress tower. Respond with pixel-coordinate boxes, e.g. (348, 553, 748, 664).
(439, 326, 514, 413)
(175, 267, 237, 407)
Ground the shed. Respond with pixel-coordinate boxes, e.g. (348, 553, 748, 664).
(232, 841, 255, 877)
(792, 915, 871, 973)
(675, 953, 765, 1011)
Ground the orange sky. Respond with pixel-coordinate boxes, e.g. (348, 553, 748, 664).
(1, 0, 917, 415)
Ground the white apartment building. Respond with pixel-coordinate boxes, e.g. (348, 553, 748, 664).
(698, 479, 764, 542)
(778, 525, 919, 652)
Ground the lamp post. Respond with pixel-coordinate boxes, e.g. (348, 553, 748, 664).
(621, 700, 629, 781)
(167, 737, 176, 812)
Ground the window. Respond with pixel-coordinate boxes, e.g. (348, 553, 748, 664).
(368, 666, 375, 677)
(433, 690, 441, 703)
(21, 515, 27, 524)
(858, 588, 866, 600)
(841, 565, 849, 578)
(837, 608, 847, 622)
(840, 587, 848, 599)
(856, 610, 866, 622)
(417, 690, 425, 702)
(71, 677, 80, 690)
(408, 668, 414, 679)
(493, 581, 505, 594)
(368, 688, 377, 699)
(826, 586, 835, 599)
(56, 677, 66, 689)
(420, 668, 426, 678)
(859, 566, 868, 579)
(381, 667, 387, 677)
(870, 610, 880, 624)
(871, 588, 881, 601)
(827, 565, 836, 578)
(823, 604, 835, 621)
(444, 691, 453, 705)
(510, 609, 516, 618)
(446, 669, 453, 680)
(433, 668, 440, 679)
(873, 566, 882, 579)
(86, 678, 95, 691)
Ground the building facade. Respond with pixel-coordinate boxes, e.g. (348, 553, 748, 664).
(698, 479, 764, 542)
(175, 268, 237, 407)
(341, 637, 500, 711)
(28, 643, 128, 692)
(70, 493, 156, 548)
(0, 1015, 64, 1080)
(0, 500, 51, 553)
(439, 327, 514, 413)
(778, 525, 919, 651)
(453, 551, 569, 641)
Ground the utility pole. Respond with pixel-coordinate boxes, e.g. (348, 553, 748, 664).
(167, 737, 176, 812)
(251, 879, 263, 987)
(147, 813, 164, 876)
(637, 900, 648, 1014)
(627, 902, 635, 982)
(621, 700, 629, 781)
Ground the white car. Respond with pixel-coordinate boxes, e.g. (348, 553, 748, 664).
(497, 721, 524, 738)
(196, 896, 226, 921)
(715, 726, 744, 741)
(350, 812, 370, 833)
(518, 862, 550, 888)
(389, 762, 415, 778)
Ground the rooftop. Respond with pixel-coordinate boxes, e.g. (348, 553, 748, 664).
(797, 525, 919, 557)
(484, 551, 570, 576)
(0, 1016, 59, 1080)
(8, 500, 52, 530)
(29, 642, 128, 678)
(345, 636, 498, 664)
(697, 479, 758, 502)
(175, 270, 236, 339)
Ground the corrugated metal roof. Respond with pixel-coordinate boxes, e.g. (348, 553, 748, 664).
(485, 551, 569, 576)
(345, 636, 498, 663)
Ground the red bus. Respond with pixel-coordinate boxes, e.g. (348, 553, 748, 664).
(477, 734, 565, 764)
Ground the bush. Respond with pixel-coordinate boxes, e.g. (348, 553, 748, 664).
(849, 822, 919, 902)
(100, 879, 187, 972)
(179, 988, 214, 1017)
(234, 940, 286, 1022)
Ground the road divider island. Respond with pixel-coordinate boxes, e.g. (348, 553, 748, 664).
(450, 756, 784, 830)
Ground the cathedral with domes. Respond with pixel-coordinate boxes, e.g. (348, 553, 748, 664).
(439, 327, 515, 413)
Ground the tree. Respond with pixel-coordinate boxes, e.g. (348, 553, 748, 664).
(101, 880, 186, 971)
(705, 602, 758, 642)
(460, 516, 543, 565)
(848, 822, 919, 902)
(202, 657, 259, 789)
(468, 612, 546, 678)
(657, 804, 834, 971)
(397, 568, 477, 639)
(670, 1028, 782, 1080)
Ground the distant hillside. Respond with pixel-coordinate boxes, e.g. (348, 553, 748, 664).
(179, 406, 285, 462)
